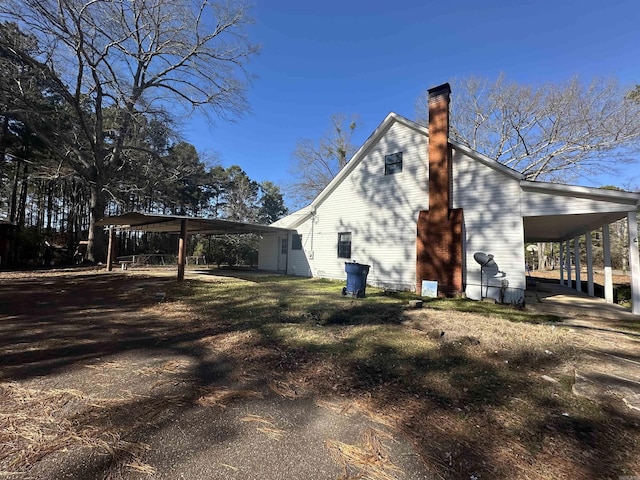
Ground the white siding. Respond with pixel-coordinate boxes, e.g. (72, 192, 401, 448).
(287, 230, 313, 277)
(257, 234, 279, 271)
(452, 148, 526, 303)
(522, 190, 637, 216)
(259, 117, 527, 302)
(300, 121, 430, 290)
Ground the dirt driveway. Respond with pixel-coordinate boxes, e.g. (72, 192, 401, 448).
(1, 268, 639, 480)
(0, 269, 428, 480)
(525, 281, 640, 415)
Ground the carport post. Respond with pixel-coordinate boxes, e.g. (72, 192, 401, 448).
(559, 242, 565, 286)
(574, 236, 581, 293)
(586, 231, 594, 297)
(106, 227, 115, 272)
(565, 240, 572, 288)
(177, 219, 188, 281)
(627, 212, 640, 315)
(602, 224, 614, 304)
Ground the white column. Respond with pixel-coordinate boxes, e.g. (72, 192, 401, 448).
(559, 242, 565, 286)
(603, 224, 614, 304)
(586, 231, 594, 297)
(628, 212, 640, 315)
(177, 219, 188, 281)
(565, 240, 572, 288)
(574, 236, 582, 293)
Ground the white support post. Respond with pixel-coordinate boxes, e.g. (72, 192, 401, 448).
(603, 224, 614, 304)
(586, 231, 594, 297)
(574, 236, 582, 293)
(565, 240, 572, 288)
(177, 219, 188, 281)
(628, 212, 640, 314)
(559, 242, 565, 286)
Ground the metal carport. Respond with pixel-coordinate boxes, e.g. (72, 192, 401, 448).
(96, 212, 293, 280)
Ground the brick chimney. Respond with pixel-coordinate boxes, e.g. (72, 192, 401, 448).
(416, 83, 464, 296)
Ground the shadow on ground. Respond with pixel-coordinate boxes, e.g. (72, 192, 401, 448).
(0, 271, 639, 479)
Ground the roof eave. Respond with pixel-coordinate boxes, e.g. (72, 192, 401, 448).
(521, 180, 640, 206)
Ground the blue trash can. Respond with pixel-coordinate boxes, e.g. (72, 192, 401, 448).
(342, 262, 370, 298)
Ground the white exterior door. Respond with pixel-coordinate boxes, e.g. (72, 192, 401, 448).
(278, 236, 288, 272)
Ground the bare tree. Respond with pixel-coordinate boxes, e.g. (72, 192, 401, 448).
(416, 75, 640, 182)
(287, 113, 359, 207)
(0, 0, 258, 261)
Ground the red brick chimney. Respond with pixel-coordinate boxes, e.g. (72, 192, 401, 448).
(416, 83, 464, 296)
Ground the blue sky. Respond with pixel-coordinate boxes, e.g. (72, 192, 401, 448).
(181, 0, 640, 199)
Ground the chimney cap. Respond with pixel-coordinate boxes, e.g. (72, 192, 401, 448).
(427, 83, 451, 100)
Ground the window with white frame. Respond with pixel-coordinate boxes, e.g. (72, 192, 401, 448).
(337, 232, 352, 258)
(384, 152, 403, 175)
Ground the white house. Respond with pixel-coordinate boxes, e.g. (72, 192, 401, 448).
(258, 83, 640, 312)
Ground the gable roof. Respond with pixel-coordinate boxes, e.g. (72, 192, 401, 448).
(276, 112, 524, 229)
(275, 112, 640, 231)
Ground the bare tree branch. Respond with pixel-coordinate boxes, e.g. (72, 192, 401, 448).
(287, 114, 359, 208)
(0, 0, 259, 260)
(416, 75, 640, 183)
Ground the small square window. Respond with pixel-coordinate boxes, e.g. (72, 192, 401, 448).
(292, 234, 302, 250)
(337, 232, 352, 258)
(384, 152, 403, 175)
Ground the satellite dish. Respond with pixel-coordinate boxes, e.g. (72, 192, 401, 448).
(473, 252, 496, 268)
(526, 245, 538, 252)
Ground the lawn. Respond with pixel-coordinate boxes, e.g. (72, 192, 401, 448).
(1, 270, 639, 479)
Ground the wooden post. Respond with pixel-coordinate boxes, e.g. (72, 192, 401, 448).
(106, 227, 115, 272)
(177, 219, 188, 281)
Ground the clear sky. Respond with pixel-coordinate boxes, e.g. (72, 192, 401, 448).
(181, 0, 640, 200)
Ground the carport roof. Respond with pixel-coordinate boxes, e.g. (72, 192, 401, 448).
(521, 181, 640, 242)
(96, 212, 293, 235)
(523, 212, 632, 242)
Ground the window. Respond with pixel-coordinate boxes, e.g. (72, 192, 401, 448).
(292, 234, 302, 250)
(337, 232, 352, 258)
(384, 152, 403, 175)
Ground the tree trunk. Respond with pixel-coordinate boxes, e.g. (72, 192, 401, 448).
(46, 181, 53, 233)
(17, 163, 28, 227)
(9, 159, 21, 223)
(537, 242, 546, 270)
(86, 179, 106, 263)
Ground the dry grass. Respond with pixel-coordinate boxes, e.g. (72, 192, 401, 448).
(2, 271, 639, 479)
(267, 377, 304, 399)
(0, 382, 156, 477)
(196, 387, 263, 408)
(532, 268, 630, 285)
(240, 414, 286, 439)
(405, 307, 571, 365)
(134, 359, 191, 377)
(326, 428, 403, 480)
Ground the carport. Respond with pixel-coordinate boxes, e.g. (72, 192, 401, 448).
(521, 181, 640, 314)
(96, 212, 293, 280)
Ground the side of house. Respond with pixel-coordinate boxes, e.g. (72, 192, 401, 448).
(452, 146, 526, 303)
(259, 111, 530, 302)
